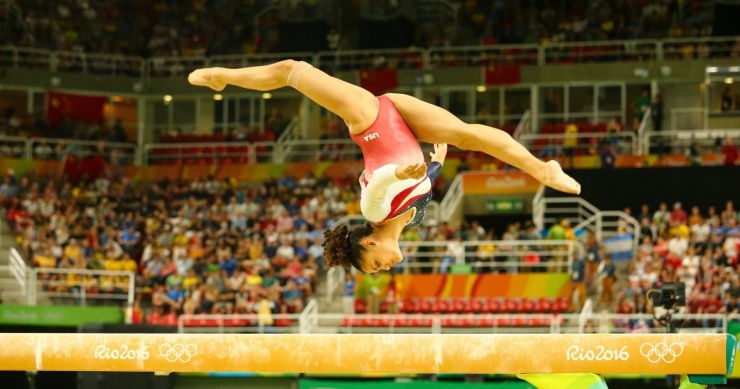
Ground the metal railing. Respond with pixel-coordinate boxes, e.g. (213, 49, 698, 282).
(0, 46, 146, 77)
(0, 135, 138, 165)
(3, 121, 730, 169)
(396, 239, 581, 274)
(670, 107, 707, 131)
(520, 131, 639, 156)
(533, 194, 601, 234)
(3, 37, 739, 79)
(8, 247, 26, 293)
(276, 138, 359, 163)
(330, 215, 368, 229)
(574, 210, 640, 256)
(28, 268, 136, 307)
(439, 174, 463, 222)
(177, 313, 302, 334)
(512, 110, 531, 141)
(316, 48, 427, 71)
(636, 107, 652, 156)
(299, 298, 319, 334)
(557, 313, 729, 334)
(326, 267, 346, 304)
(543, 39, 659, 64)
(644, 129, 740, 157)
(146, 56, 209, 79)
(532, 192, 639, 258)
(428, 44, 539, 68)
(177, 311, 732, 334)
(143, 141, 266, 165)
(210, 52, 315, 69)
(273, 117, 301, 162)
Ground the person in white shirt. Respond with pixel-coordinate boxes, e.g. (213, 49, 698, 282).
(652, 202, 670, 226)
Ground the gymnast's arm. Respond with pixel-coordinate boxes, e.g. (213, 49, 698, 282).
(427, 143, 447, 182)
(361, 163, 428, 222)
(188, 60, 378, 133)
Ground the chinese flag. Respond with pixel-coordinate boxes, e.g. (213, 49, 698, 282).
(47, 91, 107, 128)
(484, 65, 522, 86)
(358, 68, 399, 95)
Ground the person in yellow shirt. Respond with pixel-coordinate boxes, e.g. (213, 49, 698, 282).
(61, 239, 84, 269)
(99, 274, 116, 293)
(476, 232, 496, 272)
(103, 256, 130, 292)
(182, 268, 201, 290)
(120, 254, 138, 273)
(564, 122, 578, 167)
(249, 239, 264, 260)
(172, 229, 189, 246)
(104, 256, 123, 272)
(33, 247, 57, 268)
(669, 222, 690, 240)
(256, 297, 274, 326)
(246, 269, 263, 287)
(345, 192, 361, 215)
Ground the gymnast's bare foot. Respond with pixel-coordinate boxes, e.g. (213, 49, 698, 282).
(541, 160, 581, 195)
(188, 68, 226, 91)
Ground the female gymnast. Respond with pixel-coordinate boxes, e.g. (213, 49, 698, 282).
(189, 60, 581, 273)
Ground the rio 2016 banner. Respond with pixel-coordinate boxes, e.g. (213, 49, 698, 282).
(0, 333, 733, 375)
(355, 273, 570, 300)
(462, 171, 542, 195)
(0, 305, 123, 327)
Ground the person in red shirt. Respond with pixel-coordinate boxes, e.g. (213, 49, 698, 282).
(722, 136, 738, 166)
(701, 289, 725, 329)
(670, 202, 687, 224)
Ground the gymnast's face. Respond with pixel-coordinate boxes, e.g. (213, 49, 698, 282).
(359, 239, 403, 273)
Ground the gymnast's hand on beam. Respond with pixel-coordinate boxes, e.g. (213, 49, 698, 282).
(188, 68, 226, 91)
(395, 163, 427, 180)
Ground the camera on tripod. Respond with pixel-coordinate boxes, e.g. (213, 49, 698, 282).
(648, 281, 686, 316)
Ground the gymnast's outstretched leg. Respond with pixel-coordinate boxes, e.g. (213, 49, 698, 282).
(189, 60, 580, 194)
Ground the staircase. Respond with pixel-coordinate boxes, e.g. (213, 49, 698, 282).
(311, 267, 346, 334)
(0, 222, 26, 304)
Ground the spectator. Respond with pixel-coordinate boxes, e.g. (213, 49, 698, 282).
(599, 255, 616, 308)
(566, 255, 587, 313)
(343, 273, 356, 314)
(635, 88, 652, 120)
(364, 272, 383, 315)
(721, 87, 734, 112)
(722, 137, 738, 166)
(670, 202, 688, 224)
(651, 92, 664, 132)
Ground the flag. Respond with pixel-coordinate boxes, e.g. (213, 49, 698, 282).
(484, 64, 521, 86)
(358, 68, 398, 95)
(47, 91, 107, 128)
(602, 232, 634, 261)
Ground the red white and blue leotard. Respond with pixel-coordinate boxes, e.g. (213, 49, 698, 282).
(349, 95, 441, 227)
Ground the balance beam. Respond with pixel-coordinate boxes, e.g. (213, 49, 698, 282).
(0, 333, 732, 375)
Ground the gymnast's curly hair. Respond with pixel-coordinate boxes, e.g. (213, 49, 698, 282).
(322, 223, 375, 272)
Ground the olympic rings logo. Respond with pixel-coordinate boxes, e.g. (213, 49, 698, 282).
(639, 342, 683, 363)
(159, 343, 198, 363)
